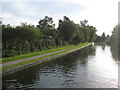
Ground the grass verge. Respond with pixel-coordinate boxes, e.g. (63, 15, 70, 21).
(2, 42, 91, 63)
(2, 42, 92, 72)
(1, 45, 74, 63)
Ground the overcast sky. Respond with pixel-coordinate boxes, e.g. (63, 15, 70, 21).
(1, 0, 119, 36)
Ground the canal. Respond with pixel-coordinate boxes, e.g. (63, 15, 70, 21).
(2, 44, 118, 89)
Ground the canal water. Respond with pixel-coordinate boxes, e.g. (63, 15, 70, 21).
(2, 45, 118, 89)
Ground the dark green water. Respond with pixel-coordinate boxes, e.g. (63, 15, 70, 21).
(2, 45, 118, 89)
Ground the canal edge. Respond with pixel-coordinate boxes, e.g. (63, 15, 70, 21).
(2, 43, 93, 76)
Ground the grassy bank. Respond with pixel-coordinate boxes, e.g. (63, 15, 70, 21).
(2, 42, 91, 63)
(2, 42, 92, 75)
(1, 45, 74, 63)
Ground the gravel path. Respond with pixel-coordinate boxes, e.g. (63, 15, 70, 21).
(2, 47, 74, 67)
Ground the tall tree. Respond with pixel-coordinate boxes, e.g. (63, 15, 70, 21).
(110, 25, 119, 46)
(101, 32, 105, 37)
(58, 16, 77, 44)
(37, 16, 57, 48)
(80, 19, 88, 27)
(37, 16, 55, 29)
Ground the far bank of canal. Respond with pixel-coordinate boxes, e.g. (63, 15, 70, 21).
(2, 42, 93, 76)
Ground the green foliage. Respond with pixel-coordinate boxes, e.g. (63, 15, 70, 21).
(80, 19, 88, 27)
(2, 16, 97, 58)
(102, 32, 105, 37)
(2, 23, 41, 57)
(58, 16, 96, 44)
(37, 16, 57, 48)
(2, 42, 92, 72)
(110, 25, 119, 51)
(2, 43, 90, 63)
(109, 25, 119, 60)
(95, 32, 108, 43)
(37, 16, 55, 29)
(58, 16, 77, 43)
(80, 22, 97, 42)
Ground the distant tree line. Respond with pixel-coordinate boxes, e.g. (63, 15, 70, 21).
(2, 16, 97, 57)
(95, 32, 110, 44)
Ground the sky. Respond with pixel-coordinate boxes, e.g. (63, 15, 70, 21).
(1, 0, 119, 36)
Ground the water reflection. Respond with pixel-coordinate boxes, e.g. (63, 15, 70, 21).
(2, 45, 118, 89)
(86, 45, 118, 88)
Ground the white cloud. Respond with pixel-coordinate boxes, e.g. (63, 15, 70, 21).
(2, 12, 38, 26)
(10, 2, 38, 17)
(1, 0, 119, 35)
(65, 0, 118, 35)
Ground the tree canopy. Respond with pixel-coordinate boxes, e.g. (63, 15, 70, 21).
(2, 16, 97, 57)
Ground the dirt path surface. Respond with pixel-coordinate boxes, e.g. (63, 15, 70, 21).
(2, 47, 74, 67)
